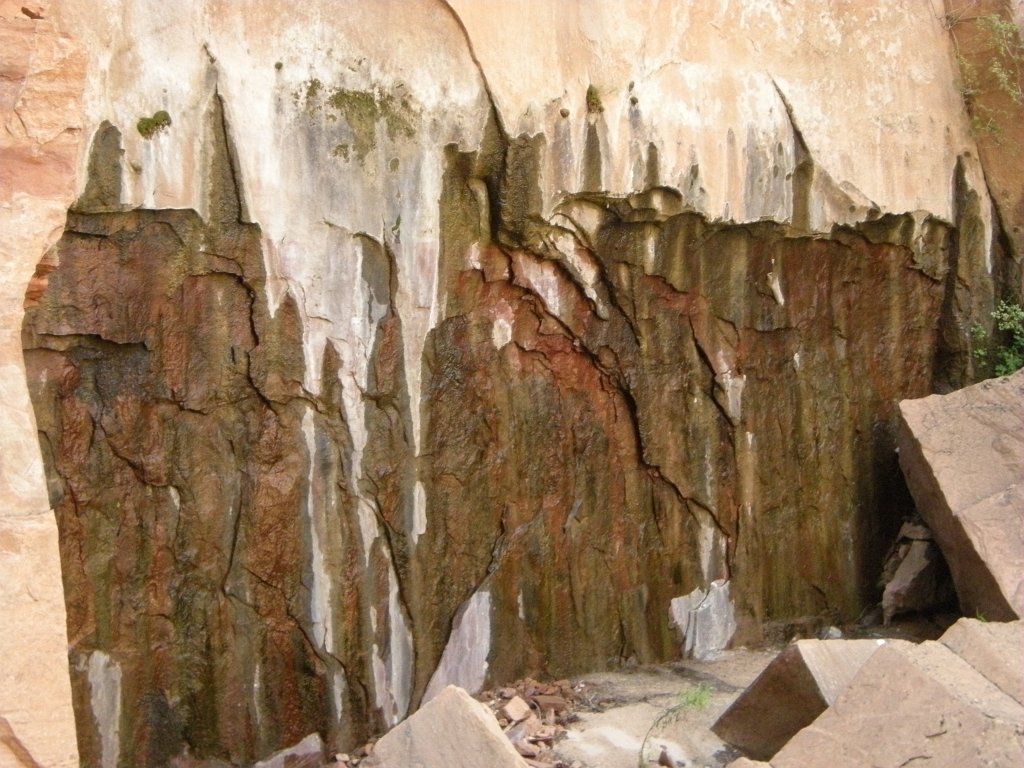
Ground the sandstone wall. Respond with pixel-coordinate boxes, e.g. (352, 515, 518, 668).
(0, 3, 83, 766)
(2, 0, 1018, 765)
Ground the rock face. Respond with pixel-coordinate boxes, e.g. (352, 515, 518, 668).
(4, 1, 1022, 766)
(897, 370, 1024, 621)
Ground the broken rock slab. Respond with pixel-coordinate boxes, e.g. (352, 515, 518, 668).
(361, 685, 529, 768)
(769, 638, 1024, 768)
(252, 732, 324, 768)
(712, 638, 896, 760)
(939, 617, 1024, 705)
(670, 579, 736, 660)
(880, 520, 955, 623)
(897, 369, 1024, 620)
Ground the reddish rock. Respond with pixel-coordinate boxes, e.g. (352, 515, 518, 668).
(771, 640, 1024, 768)
(712, 638, 894, 759)
(897, 370, 1024, 620)
(940, 617, 1024, 706)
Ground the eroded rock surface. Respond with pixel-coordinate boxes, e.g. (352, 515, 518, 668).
(7, 1, 1021, 765)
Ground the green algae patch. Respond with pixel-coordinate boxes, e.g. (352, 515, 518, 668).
(293, 79, 416, 161)
(136, 110, 172, 139)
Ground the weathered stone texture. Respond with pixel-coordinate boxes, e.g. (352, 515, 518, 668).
(0, 3, 84, 766)
(3, 1, 1020, 766)
(898, 370, 1024, 620)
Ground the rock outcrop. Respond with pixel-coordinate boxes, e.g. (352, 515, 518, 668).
(3, 1, 1021, 765)
(897, 369, 1024, 620)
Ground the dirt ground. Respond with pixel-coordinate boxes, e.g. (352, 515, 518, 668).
(551, 647, 779, 768)
(550, 612, 957, 768)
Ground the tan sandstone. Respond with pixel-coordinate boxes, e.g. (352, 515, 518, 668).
(0, 3, 85, 766)
(898, 369, 1024, 620)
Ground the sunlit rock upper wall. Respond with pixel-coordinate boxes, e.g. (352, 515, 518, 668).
(450, 0, 977, 229)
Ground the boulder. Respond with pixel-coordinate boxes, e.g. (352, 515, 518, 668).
(880, 520, 955, 623)
(897, 370, 1024, 620)
(360, 685, 528, 768)
(939, 617, 1024, 705)
(252, 733, 324, 768)
(770, 639, 1024, 767)
(712, 638, 895, 759)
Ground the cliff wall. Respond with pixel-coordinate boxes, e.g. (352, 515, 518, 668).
(3, 1, 1020, 765)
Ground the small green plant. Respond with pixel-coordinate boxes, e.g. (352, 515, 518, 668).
(949, 10, 1024, 142)
(678, 681, 714, 710)
(136, 110, 172, 139)
(972, 300, 1024, 377)
(586, 84, 603, 114)
(637, 682, 715, 767)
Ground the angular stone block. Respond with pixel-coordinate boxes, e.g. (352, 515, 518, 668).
(940, 617, 1024, 706)
(771, 640, 1024, 768)
(897, 370, 1024, 620)
(712, 638, 894, 760)
(252, 732, 324, 768)
(361, 685, 528, 768)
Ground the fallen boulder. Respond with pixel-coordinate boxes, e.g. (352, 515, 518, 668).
(252, 733, 324, 768)
(939, 617, 1024, 705)
(712, 638, 895, 759)
(769, 637, 1024, 768)
(360, 685, 529, 768)
(897, 370, 1024, 620)
(879, 520, 955, 622)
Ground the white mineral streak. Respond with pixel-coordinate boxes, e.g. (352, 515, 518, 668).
(768, 259, 786, 306)
(301, 407, 348, 717)
(423, 590, 492, 702)
(411, 480, 428, 545)
(371, 556, 414, 726)
(716, 370, 746, 424)
(301, 407, 333, 654)
(87, 651, 123, 768)
(669, 580, 737, 660)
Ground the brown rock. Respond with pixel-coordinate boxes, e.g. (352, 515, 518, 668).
(712, 638, 895, 760)
(897, 370, 1024, 620)
(881, 537, 954, 623)
(530, 694, 568, 714)
(362, 686, 528, 768)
